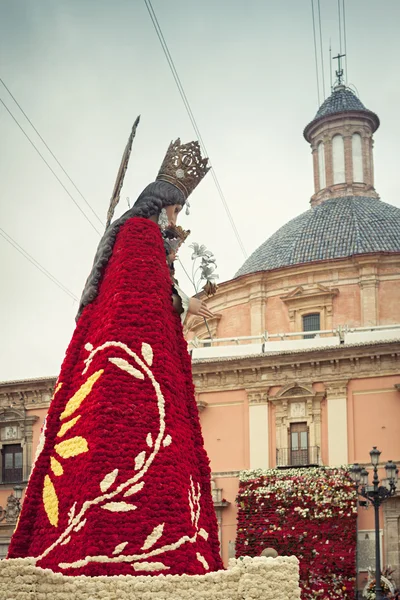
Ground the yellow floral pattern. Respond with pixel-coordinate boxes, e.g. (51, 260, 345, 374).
(59, 370, 104, 421)
(50, 457, 64, 477)
(54, 437, 89, 459)
(57, 415, 81, 438)
(42, 371, 103, 527)
(43, 475, 59, 527)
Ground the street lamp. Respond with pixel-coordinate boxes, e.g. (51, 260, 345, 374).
(350, 447, 398, 600)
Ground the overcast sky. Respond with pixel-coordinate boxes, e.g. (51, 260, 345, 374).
(1, 0, 399, 381)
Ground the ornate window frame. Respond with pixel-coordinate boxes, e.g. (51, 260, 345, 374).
(280, 284, 338, 333)
(270, 383, 324, 467)
(0, 408, 38, 485)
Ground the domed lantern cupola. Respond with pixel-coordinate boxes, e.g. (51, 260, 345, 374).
(303, 59, 380, 207)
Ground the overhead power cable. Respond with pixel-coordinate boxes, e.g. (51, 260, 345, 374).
(342, 0, 348, 82)
(337, 0, 343, 55)
(143, 0, 248, 259)
(0, 96, 102, 236)
(310, 0, 321, 106)
(317, 0, 326, 99)
(0, 227, 79, 302)
(0, 78, 105, 229)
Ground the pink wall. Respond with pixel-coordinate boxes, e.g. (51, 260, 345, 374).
(31, 407, 48, 457)
(332, 284, 361, 327)
(348, 376, 400, 464)
(265, 295, 290, 333)
(199, 390, 249, 472)
(379, 280, 400, 323)
(217, 305, 250, 338)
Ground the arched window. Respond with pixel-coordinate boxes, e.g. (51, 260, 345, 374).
(352, 133, 363, 182)
(317, 142, 326, 190)
(332, 135, 345, 184)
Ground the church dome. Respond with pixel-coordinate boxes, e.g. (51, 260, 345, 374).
(235, 196, 400, 277)
(303, 85, 379, 140)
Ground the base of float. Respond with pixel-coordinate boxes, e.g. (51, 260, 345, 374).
(0, 556, 300, 600)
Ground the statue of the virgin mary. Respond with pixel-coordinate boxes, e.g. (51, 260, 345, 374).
(7, 135, 223, 577)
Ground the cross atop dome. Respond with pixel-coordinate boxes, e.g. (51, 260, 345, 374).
(332, 52, 346, 86)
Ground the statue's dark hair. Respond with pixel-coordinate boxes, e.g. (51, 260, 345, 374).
(76, 180, 185, 321)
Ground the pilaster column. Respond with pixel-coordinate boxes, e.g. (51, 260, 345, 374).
(362, 133, 372, 185)
(325, 137, 333, 187)
(248, 281, 266, 336)
(312, 146, 319, 193)
(247, 390, 269, 469)
(343, 134, 353, 185)
(359, 261, 379, 326)
(324, 381, 349, 466)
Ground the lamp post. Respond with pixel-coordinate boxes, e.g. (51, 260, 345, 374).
(350, 447, 398, 600)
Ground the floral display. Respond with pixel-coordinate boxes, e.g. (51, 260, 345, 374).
(236, 467, 358, 600)
(7, 217, 223, 576)
(0, 555, 301, 600)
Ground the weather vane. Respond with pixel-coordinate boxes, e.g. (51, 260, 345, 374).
(333, 52, 346, 86)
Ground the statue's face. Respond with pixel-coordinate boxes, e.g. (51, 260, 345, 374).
(165, 204, 183, 226)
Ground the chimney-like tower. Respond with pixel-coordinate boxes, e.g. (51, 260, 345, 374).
(303, 85, 380, 207)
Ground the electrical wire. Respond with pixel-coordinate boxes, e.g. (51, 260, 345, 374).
(0, 97, 103, 236)
(310, 0, 321, 106)
(0, 227, 79, 302)
(0, 78, 105, 229)
(317, 0, 326, 99)
(338, 0, 343, 55)
(143, 0, 247, 259)
(342, 0, 348, 82)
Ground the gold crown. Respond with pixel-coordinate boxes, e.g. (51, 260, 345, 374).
(156, 139, 210, 200)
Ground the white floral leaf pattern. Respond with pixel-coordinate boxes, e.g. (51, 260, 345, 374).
(101, 502, 137, 512)
(163, 435, 172, 447)
(132, 561, 169, 572)
(108, 357, 144, 380)
(123, 481, 145, 497)
(113, 541, 129, 555)
(100, 468, 119, 493)
(74, 518, 87, 533)
(134, 451, 146, 470)
(199, 528, 209, 540)
(60, 536, 71, 546)
(141, 523, 165, 550)
(146, 432, 153, 448)
(67, 502, 77, 525)
(196, 552, 209, 570)
(141, 343, 153, 366)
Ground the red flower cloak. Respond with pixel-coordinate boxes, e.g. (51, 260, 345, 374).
(8, 217, 223, 577)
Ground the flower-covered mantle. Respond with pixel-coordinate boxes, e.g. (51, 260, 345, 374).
(236, 467, 357, 600)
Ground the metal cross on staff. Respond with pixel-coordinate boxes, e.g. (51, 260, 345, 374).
(333, 52, 346, 86)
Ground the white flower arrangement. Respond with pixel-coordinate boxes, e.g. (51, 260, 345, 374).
(0, 555, 301, 600)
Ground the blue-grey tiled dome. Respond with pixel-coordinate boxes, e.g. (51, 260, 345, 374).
(303, 86, 379, 139)
(235, 196, 400, 277)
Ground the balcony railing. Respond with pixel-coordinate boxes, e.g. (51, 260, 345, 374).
(1, 464, 31, 485)
(276, 446, 321, 468)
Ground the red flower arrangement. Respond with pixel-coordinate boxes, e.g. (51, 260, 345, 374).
(8, 217, 223, 577)
(236, 468, 357, 600)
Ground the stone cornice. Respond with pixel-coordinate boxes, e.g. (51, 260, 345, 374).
(192, 341, 400, 392)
